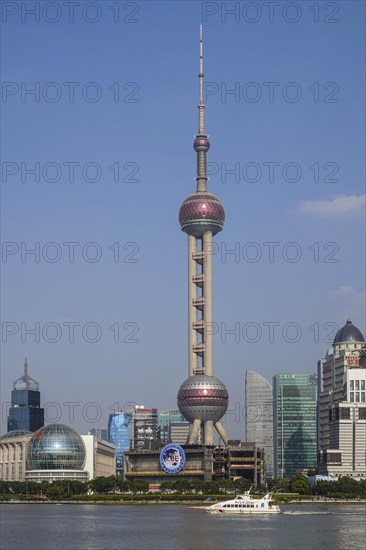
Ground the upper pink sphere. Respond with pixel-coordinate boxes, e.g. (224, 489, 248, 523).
(179, 192, 225, 237)
(194, 136, 210, 153)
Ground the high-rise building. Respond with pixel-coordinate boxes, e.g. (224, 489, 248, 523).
(157, 409, 186, 441)
(318, 320, 366, 478)
(245, 370, 274, 479)
(169, 422, 190, 445)
(131, 407, 158, 450)
(273, 373, 317, 478)
(7, 358, 44, 433)
(177, 26, 229, 446)
(107, 411, 133, 476)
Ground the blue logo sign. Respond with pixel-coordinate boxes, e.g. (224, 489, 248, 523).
(160, 444, 186, 474)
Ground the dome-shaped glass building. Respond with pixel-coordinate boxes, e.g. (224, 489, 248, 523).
(27, 424, 85, 470)
(26, 424, 88, 482)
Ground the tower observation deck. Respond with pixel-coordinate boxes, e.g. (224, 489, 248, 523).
(177, 26, 229, 446)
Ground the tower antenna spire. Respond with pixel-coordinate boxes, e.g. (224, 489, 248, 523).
(199, 24, 204, 131)
(24, 356, 29, 384)
(194, 25, 210, 192)
(13, 356, 39, 391)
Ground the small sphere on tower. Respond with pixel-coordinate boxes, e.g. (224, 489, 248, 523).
(177, 374, 229, 423)
(194, 134, 210, 153)
(179, 192, 225, 238)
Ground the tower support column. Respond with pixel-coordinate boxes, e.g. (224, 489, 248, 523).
(188, 235, 198, 376)
(214, 420, 229, 445)
(188, 418, 201, 444)
(203, 231, 213, 376)
(204, 420, 214, 445)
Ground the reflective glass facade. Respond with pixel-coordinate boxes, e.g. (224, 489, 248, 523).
(273, 374, 317, 478)
(108, 412, 132, 476)
(8, 389, 44, 432)
(157, 410, 185, 441)
(27, 424, 86, 470)
(245, 370, 274, 479)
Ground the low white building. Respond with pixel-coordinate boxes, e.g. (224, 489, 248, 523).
(0, 430, 33, 481)
(81, 435, 116, 479)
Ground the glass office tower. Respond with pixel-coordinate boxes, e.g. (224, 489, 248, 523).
(157, 410, 186, 441)
(245, 370, 274, 479)
(107, 411, 133, 476)
(273, 373, 317, 478)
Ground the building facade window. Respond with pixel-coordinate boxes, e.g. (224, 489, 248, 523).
(245, 370, 274, 479)
(108, 412, 133, 475)
(327, 452, 342, 463)
(273, 373, 317, 478)
(339, 408, 350, 420)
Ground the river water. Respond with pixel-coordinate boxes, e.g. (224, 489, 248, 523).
(1, 503, 365, 550)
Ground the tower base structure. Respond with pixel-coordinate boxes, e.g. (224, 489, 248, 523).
(187, 419, 229, 446)
(177, 374, 229, 446)
(123, 441, 264, 487)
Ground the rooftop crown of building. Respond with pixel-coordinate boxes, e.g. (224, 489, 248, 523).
(13, 357, 39, 391)
(333, 319, 365, 345)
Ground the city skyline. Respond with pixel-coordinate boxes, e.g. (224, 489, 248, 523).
(2, 2, 365, 439)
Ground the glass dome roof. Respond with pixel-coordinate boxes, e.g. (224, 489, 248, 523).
(333, 319, 365, 344)
(0, 430, 33, 440)
(27, 424, 86, 471)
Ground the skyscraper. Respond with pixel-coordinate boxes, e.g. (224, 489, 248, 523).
(245, 370, 274, 479)
(273, 373, 317, 478)
(130, 407, 158, 450)
(107, 410, 133, 476)
(157, 409, 186, 441)
(318, 319, 366, 478)
(7, 358, 44, 433)
(169, 422, 190, 445)
(177, 26, 229, 446)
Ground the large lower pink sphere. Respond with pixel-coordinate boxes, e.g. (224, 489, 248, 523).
(179, 192, 225, 237)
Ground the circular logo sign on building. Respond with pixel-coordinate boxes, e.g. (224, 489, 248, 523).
(160, 444, 186, 474)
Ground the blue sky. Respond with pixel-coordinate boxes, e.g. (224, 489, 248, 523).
(1, 1, 365, 438)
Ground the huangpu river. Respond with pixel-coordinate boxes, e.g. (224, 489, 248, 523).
(1, 503, 365, 550)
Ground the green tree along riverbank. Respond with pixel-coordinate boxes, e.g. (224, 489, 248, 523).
(1, 475, 366, 502)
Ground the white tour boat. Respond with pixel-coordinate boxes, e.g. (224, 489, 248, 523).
(206, 490, 281, 515)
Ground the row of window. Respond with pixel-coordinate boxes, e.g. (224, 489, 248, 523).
(350, 380, 365, 391)
(222, 503, 257, 508)
(0, 463, 21, 480)
(329, 407, 366, 420)
(324, 453, 342, 463)
(0, 446, 24, 461)
(349, 392, 366, 403)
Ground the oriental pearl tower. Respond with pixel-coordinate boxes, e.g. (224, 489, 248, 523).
(177, 26, 229, 446)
